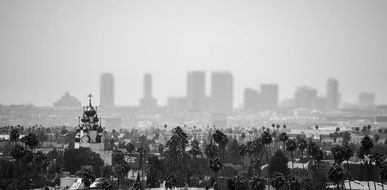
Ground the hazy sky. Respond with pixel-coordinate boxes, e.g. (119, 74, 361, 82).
(0, 0, 386, 107)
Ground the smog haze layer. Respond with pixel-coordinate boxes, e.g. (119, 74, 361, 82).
(0, 0, 386, 106)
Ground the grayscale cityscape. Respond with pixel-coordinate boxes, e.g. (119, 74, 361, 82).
(0, 1, 387, 190)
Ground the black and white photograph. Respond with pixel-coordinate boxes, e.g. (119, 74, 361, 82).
(0, 0, 387, 189)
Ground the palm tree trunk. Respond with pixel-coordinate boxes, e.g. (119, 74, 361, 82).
(291, 151, 294, 177)
(371, 163, 377, 190)
(301, 152, 304, 170)
(365, 162, 371, 190)
(242, 154, 245, 173)
(376, 166, 384, 190)
(139, 154, 144, 187)
(342, 180, 346, 190)
(346, 160, 352, 190)
(266, 144, 271, 190)
(118, 176, 120, 189)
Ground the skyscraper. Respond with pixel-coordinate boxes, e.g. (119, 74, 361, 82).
(187, 71, 206, 112)
(144, 73, 152, 98)
(358, 92, 375, 109)
(326, 78, 339, 111)
(100, 73, 114, 107)
(139, 73, 157, 113)
(211, 71, 233, 114)
(259, 84, 279, 111)
(244, 88, 259, 111)
(294, 86, 317, 109)
(166, 96, 187, 114)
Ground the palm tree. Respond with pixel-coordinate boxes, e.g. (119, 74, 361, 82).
(286, 139, 297, 177)
(359, 135, 374, 190)
(372, 153, 385, 190)
(378, 128, 383, 134)
(374, 134, 380, 144)
(241, 133, 246, 143)
(209, 157, 223, 187)
(331, 145, 345, 164)
(113, 161, 131, 188)
(271, 172, 286, 190)
(158, 144, 164, 157)
(355, 127, 360, 135)
(205, 143, 218, 159)
(21, 133, 39, 152)
(239, 144, 247, 173)
(189, 139, 201, 178)
(343, 144, 354, 190)
(77, 166, 96, 188)
(137, 147, 146, 185)
(125, 142, 135, 153)
(212, 130, 229, 161)
(251, 158, 262, 176)
(275, 124, 280, 130)
(262, 131, 273, 162)
(9, 129, 20, 145)
(261, 131, 273, 190)
(314, 125, 319, 140)
(249, 176, 266, 190)
(297, 138, 307, 170)
(10, 144, 26, 177)
(278, 133, 288, 150)
(328, 164, 345, 190)
(165, 174, 177, 190)
(234, 173, 249, 190)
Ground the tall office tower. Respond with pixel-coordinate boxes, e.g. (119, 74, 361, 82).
(211, 71, 233, 114)
(312, 97, 327, 111)
(187, 71, 206, 112)
(294, 86, 317, 109)
(139, 74, 158, 113)
(244, 88, 259, 111)
(259, 84, 279, 111)
(327, 78, 339, 111)
(100, 73, 114, 107)
(167, 96, 187, 114)
(358, 92, 375, 109)
(144, 74, 152, 98)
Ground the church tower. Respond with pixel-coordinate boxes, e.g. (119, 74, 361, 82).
(75, 94, 105, 150)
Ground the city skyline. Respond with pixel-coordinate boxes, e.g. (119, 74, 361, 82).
(1, 1, 387, 189)
(14, 71, 383, 110)
(0, 0, 386, 106)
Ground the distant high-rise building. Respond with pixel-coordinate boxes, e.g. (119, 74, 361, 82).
(167, 96, 187, 114)
(326, 79, 339, 111)
(139, 74, 158, 113)
(311, 97, 327, 111)
(259, 84, 278, 111)
(144, 73, 152, 98)
(294, 86, 317, 109)
(53, 92, 81, 108)
(187, 71, 206, 112)
(211, 71, 233, 114)
(244, 88, 259, 111)
(100, 73, 114, 107)
(358, 92, 375, 109)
